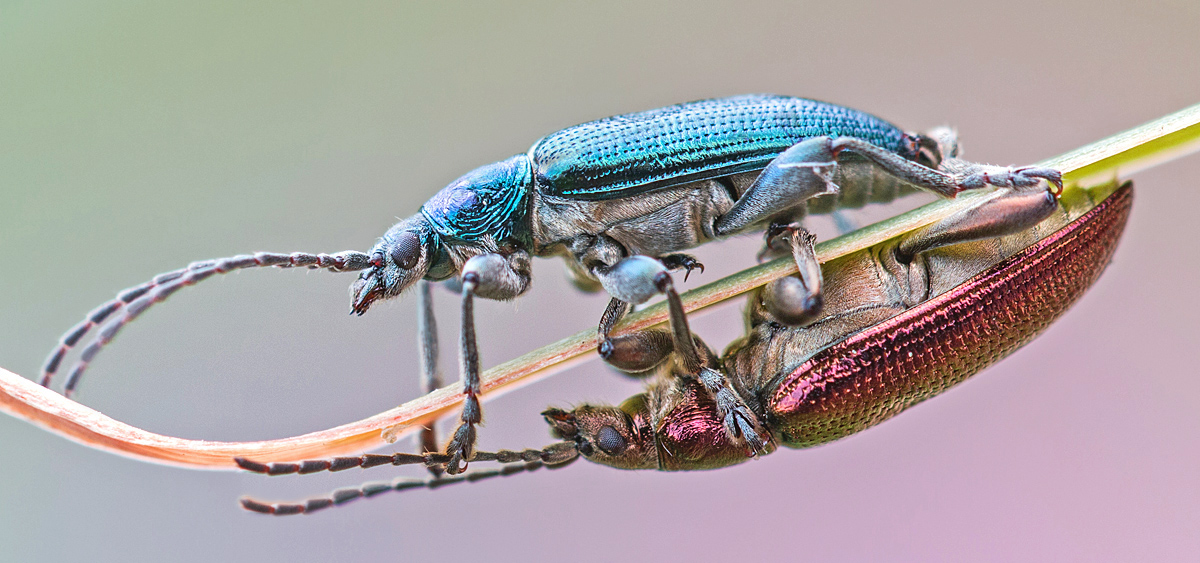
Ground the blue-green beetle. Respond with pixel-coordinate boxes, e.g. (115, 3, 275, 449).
(347, 94, 1061, 472)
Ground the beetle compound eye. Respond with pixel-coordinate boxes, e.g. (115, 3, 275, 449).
(390, 232, 422, 270)
(595, 426, 627, 456)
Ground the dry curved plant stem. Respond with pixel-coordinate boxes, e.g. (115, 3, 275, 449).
(2, 103, 1199, 470)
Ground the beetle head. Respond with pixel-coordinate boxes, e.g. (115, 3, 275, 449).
(544, 381, 771, 471)
(350, 216, 440, 315)
(543, 395, 658, 470)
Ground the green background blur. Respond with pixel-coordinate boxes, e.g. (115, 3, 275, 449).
(3, 2, 1198, 561)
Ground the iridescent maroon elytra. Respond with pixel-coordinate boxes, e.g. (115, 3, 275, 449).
(770, 183, 1133, 447)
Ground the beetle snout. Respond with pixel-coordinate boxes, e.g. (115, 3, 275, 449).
(348, 254, 428, 315)
(542, 408, 579, 439)
(349, 269, 386, 315)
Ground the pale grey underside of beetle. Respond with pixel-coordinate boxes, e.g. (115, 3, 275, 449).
(529, 157, 922, 281)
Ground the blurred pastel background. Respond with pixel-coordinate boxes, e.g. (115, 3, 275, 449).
(2, 2, 1198, 561)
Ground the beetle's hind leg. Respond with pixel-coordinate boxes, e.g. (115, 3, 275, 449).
(712, 135, 1063, 327)
(713, 136, 1063, 237)
(895, 181, 1061, 263)
(827, 137, 1063, 198)
(444, 251, 532, 475)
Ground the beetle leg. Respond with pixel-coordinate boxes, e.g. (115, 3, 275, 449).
(658, 253, 705, 282)
(896, 183, 1060, 263)
(829, 137, 1063, 198)
(716, 138, 1062, 238)
(591, 256, 678, 373)
(596, 297, 675, 374)
(592, 255, 670, 305)
(761, 223, 824, 327)
(445, 251, 532, 475)
(592, 251, 701, 374)
(416, 281, 444, 478)
(657, 271, 770, 454)
(589, 251, 707, 374)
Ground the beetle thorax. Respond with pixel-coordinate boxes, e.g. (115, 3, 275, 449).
(419, 154, 533, 245)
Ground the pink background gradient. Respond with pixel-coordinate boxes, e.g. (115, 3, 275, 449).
(2, 2, 1198, 561)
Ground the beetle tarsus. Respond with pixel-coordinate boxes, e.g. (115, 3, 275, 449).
(659, 253, 705, 282)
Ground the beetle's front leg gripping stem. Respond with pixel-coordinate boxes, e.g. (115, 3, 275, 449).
(444, 252, 532, 475)
(445, 277, 482, 475)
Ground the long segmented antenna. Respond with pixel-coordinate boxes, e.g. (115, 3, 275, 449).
(237, 442, 579, 515)
(41, 251, 372, 397)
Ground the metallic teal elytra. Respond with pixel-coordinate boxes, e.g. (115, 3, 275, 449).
(532, 94, 917, 200)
